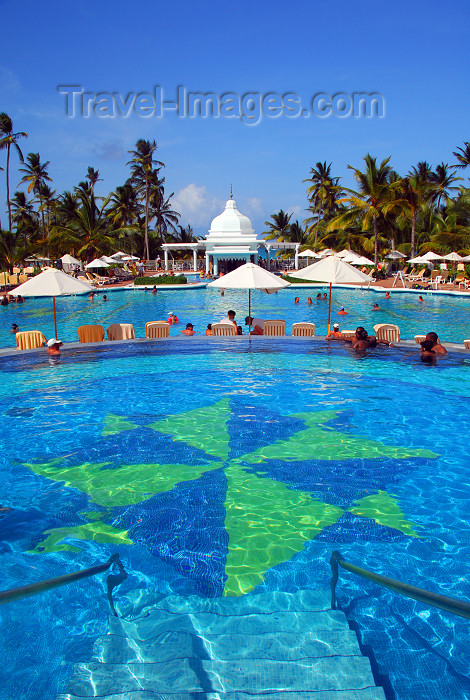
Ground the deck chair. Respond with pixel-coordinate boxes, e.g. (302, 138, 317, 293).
(18, 274, 28, 284)
(16, 330, 46, 350)
(373, 323, 400, 343)
(107, 323, 135, 341)
(464, 340, 470, 349)
(406, 268, 426, 283)
(77, 324, 105, 343)
(212, 323, 237, 337)
(0, 273, 7, 285)
(145, 321, 170, 339)
(263, 320, 287, 336)
(85, 273, 98, 286)
(292, 322, 316, 337)
(340, 329, 356, 341)
(454, 276, 470, 289)
(414, 335, 426, 344)
(8, 274, 18, 285)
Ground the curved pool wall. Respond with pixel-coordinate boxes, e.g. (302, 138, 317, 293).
(1, 338, 470, 699)
(3, 285, 470, 348)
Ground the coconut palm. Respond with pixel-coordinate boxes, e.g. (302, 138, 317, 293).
(86, 167, 102, 195)
(0, 113, 27, 232)
(10, 191, 38, 246)
(18, 153, 52, 238)
(430, 163, 462, 210)
(453, 142, 470, 171)
(172, 224, 200, 244)
(263, 210, 293, 241)
(303, 161, 342, 248)
(327, 154, 393, 265)
(127, 139, 163, 260)
(149, 180, 179, 252)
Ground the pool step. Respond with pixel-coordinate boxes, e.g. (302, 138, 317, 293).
(58, 589, 386, 699)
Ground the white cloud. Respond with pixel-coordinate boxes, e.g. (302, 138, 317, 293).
(286, 205, 304, 220)
(243, 196, 265, 217)
(172, 183, 222, 228)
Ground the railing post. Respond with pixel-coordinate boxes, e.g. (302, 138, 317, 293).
(330, 550, 343, 609)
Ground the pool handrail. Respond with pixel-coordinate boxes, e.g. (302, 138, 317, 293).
(0, 553, 127, 615)
(330, 550, 470, 620)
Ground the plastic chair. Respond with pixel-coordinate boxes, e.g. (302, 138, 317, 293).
(373, 323, 400, 343)
(414, 335, 426, 344)
(16, 330, 46, 350)
(212, 323, 237, 337)
(77, 324, 105, 343)
(145, 321, 170, 339)
(8, 274, 18, 285)
(263, 320, 287, 336)
(107, 323, 135, 341)
(340, 330, 356, 341)
(464, 340, 470, 349)
(292, 322, 316, 337)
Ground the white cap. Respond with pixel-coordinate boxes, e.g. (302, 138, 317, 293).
(47, 338, 61, 347)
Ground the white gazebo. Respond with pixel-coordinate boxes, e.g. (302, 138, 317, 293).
(162, 194, 301, 274)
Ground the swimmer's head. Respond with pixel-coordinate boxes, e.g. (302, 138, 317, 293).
(186, 323, 194, 329)
(47, 338, 62, 347)
(333, 323, 340, 330)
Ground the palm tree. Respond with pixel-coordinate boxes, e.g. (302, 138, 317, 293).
(263, 210, 293, 241)
(86, 167, 102, 195)
(327, 154, 393, 265)
(430, 163, 462, 210)
(150, 179, 179, 252)
(0, 113, 27, 232)
(127, 139, 163, 260)
(10, 191, 37, 246)
(172, 224, 200, 244)
(18, 153, 52, 238)
(303, 162, 342, 248)
(288, 220, 308, 245)
(453, 142, 470, 171)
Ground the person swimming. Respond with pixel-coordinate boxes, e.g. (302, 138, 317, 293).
(338, 306, 348, 315)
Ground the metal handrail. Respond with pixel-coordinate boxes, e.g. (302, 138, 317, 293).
(330, 550, 470, 620)
(0, 553, 127, 615)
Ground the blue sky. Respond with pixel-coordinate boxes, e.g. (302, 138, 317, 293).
(1, 0, 469, 236)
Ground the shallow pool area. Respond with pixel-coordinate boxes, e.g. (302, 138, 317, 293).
(1, 338, 470, 699)
(3, 285, 470, 348)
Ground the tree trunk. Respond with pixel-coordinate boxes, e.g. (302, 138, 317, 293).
(144, 178, 150, 261)
(411, 212, 416, 258)
(6, 144, 11, 232)
(373, 215, 378, 267)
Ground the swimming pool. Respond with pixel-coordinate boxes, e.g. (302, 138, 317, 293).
(1, 339, 470, 699)
(3, 285, 470, 348)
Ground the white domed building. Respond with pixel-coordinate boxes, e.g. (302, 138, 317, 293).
(162, 193, 300, 275)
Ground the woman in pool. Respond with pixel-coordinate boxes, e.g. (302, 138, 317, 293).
(294, 297, 299, 304)
(426, 331, 447, 354)
(206, 323, 212, 336)
(167, 312, 179, 325)
(307, 297, 312, 305)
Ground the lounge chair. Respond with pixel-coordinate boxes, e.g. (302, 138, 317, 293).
(454, 276, 470, 289)
(464, 340, 470, 349)
(107, 323, 135, 341)
(373, 323, 400, 343)
(406, 268, 426, 283)
(77, 324, 105, 343)
(145, 321, 170, 339)
(16, 330, 46, 350)
(85, 273, 99, 286)
(263, 320, 286, 336)
(8, 274, 18, 286)
(292, 322, 316, 337)
(340, 329, 356, 341)
(18, 274, 28, 284)
(212, 323, 237, 337)
(414, 335, 426, 344)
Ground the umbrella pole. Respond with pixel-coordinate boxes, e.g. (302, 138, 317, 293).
(53, 296, 57, 339)
(327, 283, 332, 334)
(248, 289, 252, 336)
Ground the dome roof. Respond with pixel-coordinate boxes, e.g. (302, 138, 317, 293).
(207, 198, 254, 238)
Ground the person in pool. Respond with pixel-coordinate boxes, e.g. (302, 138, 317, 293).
(425, 331, 447, 355)
(294, 297, 299, 304)
(385, 291, 391, 299)
(46, 338, 63, 355)
(10, 323, 19, 334)
(181, 323, 196, 336)
(206, 323, 213, 336)
(418, 295, 424, 302)
(167, 312, 179, 325)
(307, 297, 313, 305)
(338, 306, 348, 315)
(373, 303, 380, 310)
(316, 293, 322, 299)
(420, 339, 436, 357)
(326, 323, 343, 340)
(352, 327, 375, 350)
(152, 285, 157, 294)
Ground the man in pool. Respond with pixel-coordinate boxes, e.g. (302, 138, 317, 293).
(338, 306, 348, 315)
(326, 323, 343, 340)
(46, 338, 63, 355)
(221, 310, 237, 327)
(181, 323, 196, 336)
(245, 316, 264, 335)
(426, 331, 447, 355)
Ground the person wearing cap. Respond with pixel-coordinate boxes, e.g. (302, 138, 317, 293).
(46, 339, 63, 355)
(326, 323, 343, 340)
(245, 316, 264, 335)
(167, 312, 179, 325)
(337, 306, 348, 315)
(181, 323, 196, 336)
(10, 323, 19, 334)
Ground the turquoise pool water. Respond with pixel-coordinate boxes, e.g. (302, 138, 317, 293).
(2, 285, 470, 347)
(1, 339, 470, 699)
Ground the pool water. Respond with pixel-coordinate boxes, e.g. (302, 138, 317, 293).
(1, 339, 470, 699)
(3, 285, 470, 347)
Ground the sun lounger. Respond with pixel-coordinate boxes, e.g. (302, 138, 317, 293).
(77, 324, 105, 343)
(16, 330, 46, 350)
(340, 329, 356, 341)
(464, 340, 470, 349)
(263, 320, 286, 336)
(292, 322, 316, 337)
(107, 323, 135, 341)
(145, 321, 170, 339)
(212, 323, 237, 337)
(373, 323, 400, 343)
(8, 274, 18, 285)
(414, 335, 426, 344)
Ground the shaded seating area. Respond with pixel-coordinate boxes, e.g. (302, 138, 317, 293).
(263, 320, 286, 336)
(77, 325, 105, 343)
(107, 323, 135, 341)
(292, 322, 316, 337)
(145, 321, 170, 339)
(373, 323, 400, 343)
(16, 330, 46, 350)
(212, 323, 237, 337)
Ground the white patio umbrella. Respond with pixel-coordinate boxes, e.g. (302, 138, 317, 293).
(10, 268, 94, 338)
(110, 251, 127, 259)
(407, 256, 429, 264)
(208, 263, 290, 334)
(100, 255, 119, 264)
(385, 251, 407, 260)
(294, 256, 374, 333)
(318, 248, 336, 257)
(350, 256, 375, 265)
(60, 254, 81, 265)
(342, 252, 361, 263)
(461, 255, 470, 262)
(443, 252, 463, 261)
(121, 255, 140, 262)
(86, 258, 109, 269)
(421, 251, 443, 261)
(297, 249, 319, 258)
(336, 249, 355, 258)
